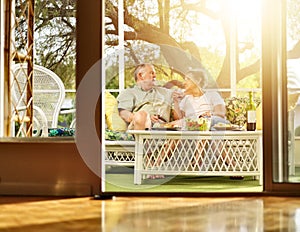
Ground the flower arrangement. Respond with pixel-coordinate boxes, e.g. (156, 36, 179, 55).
(48, 128, 75, 137)
(105, 129, 134, 141)
(225, 97, 261, 126)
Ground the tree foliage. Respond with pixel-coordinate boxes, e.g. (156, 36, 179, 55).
(35, 0, 76, 89)
(14, 0, 300, 90)
(14, 0, 76, 89)
(105, 0, 300, 89)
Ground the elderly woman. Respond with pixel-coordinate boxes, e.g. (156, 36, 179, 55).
(166, 69, 243, 180)
(170, 69, 229, 128)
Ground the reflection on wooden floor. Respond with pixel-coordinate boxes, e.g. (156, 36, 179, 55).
(1, 196, 300, 231)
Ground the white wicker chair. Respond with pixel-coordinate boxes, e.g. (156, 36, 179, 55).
(11, 63, 65, 137)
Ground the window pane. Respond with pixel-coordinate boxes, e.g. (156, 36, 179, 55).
(287, 0, 300, 182)
(1, 0, 76, 139)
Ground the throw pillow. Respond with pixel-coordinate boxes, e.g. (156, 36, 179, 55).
(105, 92, 127, 132)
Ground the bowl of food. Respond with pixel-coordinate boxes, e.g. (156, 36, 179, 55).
(185, 117, 211, 131)
(152, 122, 181, 131)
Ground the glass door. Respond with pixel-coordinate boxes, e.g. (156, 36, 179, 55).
(103, 0, 264, 194)
(263, 0, 300, 193)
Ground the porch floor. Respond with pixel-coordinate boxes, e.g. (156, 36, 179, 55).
(105, 166, 300, 192)
(105, 166, 263, 192)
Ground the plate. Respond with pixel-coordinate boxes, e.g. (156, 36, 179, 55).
(231, 127, 245, 131)
(212, 126, 232, 131)
(151, 127, 181, 131)
(212, 125, 243, 131)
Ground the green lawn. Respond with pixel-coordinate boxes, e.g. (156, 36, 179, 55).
(104, 167, 263, 193)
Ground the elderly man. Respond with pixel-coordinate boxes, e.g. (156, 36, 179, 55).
(117, 63, 181, 130)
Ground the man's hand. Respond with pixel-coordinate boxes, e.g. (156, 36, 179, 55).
(119, 109, 134, 123)
(151, 114, 160, 123)
(151, 114, 168, 123)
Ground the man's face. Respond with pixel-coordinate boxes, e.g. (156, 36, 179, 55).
(139, 65, 156, 90)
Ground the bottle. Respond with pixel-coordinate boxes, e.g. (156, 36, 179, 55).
(246, 91, 256, 131)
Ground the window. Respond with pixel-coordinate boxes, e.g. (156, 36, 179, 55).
(1, 0, 76, 138)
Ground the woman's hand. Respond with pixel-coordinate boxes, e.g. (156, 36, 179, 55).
(172, 90, 185, 103)
(212, 104, 226, 118)
(199, 111, 212, 118)
(163, 80, 184, 89)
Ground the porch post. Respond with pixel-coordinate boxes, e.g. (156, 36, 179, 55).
(118, 0, 124, 91)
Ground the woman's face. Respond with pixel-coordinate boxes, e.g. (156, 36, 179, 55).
(183, 75, 199, 93)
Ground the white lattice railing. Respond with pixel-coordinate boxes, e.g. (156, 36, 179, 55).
(105, 141, 135, 166)
(130, 130, 263, 185)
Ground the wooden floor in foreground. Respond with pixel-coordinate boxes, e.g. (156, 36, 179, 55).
(1, 195, 300, 231)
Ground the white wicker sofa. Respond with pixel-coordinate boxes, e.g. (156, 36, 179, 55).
(104, 92, 262, 169)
